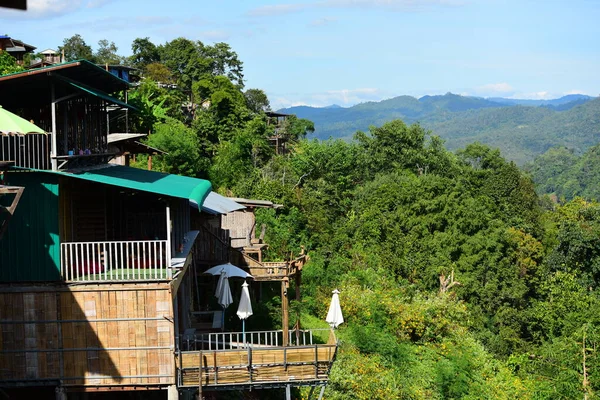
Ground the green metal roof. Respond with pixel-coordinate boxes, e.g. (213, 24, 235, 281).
(56, 165, 212, 206)
(67, 81, 137, 111)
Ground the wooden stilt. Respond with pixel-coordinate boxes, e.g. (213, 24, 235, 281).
(282, 279, 289, 346)
(285, 384, 291, 400)
(318, 385, 326, 400)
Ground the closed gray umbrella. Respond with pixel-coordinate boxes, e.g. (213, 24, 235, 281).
(217, 274, 232, 331)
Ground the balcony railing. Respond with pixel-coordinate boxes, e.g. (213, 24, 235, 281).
(60, 240, 171, 282)
(177, 329, 338, 388)
(181, 329, 332, 351)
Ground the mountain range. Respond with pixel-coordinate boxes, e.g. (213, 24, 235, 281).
(279, 93, 599, 165)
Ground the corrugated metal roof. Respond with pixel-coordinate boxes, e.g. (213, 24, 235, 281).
(107, 133, 147, 144)
(67, 81, 137, 111)
(200, 192, 245, 215)
(51, 165, 212, 206)
(228, 197, 283, 209)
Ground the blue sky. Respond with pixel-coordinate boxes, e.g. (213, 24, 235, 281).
(1, 0, 599, 109)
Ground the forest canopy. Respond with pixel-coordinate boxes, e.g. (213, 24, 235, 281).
(25, 34, 600, 399)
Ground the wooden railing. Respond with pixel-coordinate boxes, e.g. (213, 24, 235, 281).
(181, 329, 330, 351)
(60, 240, 171, 282)
(177, 330, 338, 388)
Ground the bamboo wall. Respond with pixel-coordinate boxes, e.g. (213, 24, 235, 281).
(179, 345, 337, 387)
(0, 283, 175, 387)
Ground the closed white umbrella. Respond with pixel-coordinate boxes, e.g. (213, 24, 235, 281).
(237, 281, 253, 345)
(326, 289, 344, 329)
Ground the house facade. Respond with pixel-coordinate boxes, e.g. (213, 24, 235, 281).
(0, 62, 337, 399)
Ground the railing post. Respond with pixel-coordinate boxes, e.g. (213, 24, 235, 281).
(314, 344, 318, 379)
(166, 204, 172, 279)
(247, 346, 252, 384)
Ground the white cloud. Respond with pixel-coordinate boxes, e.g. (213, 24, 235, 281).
(477, 82, 513, 94)
(505, 91, 552, 100)
(271, 87, 385, 109)
(309, 16, 337, 26)
(0, 0, 116, 19)
(248, 0, 465, 17)
(248, 3, 307, 17)
(563, 89, 590, 96)
(199, 30, 231, 42)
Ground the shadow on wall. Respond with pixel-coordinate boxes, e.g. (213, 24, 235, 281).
(0, 284, 123, 386)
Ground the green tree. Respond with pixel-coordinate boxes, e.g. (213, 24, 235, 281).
(59, 34, 94, 62)
(95, 39, 122, 65)
(244, 88, 270, 114)
(199, 42, 244, 87)
(145, 120, 208, 176)
(130, 37, 159, 70)
(0, 50, 24, 75)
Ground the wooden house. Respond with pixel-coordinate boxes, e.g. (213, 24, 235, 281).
(266, 111, 291, 155)
(0, 35, 35, 65)
(0, 63, 338, 399)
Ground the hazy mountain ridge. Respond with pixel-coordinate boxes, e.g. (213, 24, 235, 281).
(279, 93, 599, 165)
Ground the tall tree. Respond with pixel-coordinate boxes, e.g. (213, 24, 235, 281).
(130, 37, 159, 70)
(199, 42, 244, 88)
(244, 88, 270, 114)
(59, 34, 94, 62)
(95, 39, 122, 65)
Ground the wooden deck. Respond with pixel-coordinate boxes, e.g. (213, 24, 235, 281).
(178, 344, 337, 389)
(244, 253, 307, 282)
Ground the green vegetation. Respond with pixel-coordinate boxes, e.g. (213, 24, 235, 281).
(30, 33, 600, 398)
(0, 50, 24, 75)
(281, 93, 600, 165)
(528, 145, 600, 202)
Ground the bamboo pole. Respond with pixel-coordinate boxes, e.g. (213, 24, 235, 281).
(282, 280, 289, 346)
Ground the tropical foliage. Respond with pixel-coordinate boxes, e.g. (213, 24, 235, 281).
(33, 34, 600, 399)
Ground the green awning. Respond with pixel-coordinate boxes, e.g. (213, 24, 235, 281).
(67, 81, 137, 111)
(57, 165, 211, 205)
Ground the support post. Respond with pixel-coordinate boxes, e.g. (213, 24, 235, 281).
(55, 387, 67, 400)
(166, 203, 172, 278)
(51, 83, 58, 171)
(285, 384, 291, 400)
(318, 386, 326, 400)
(282, 279, 289, 346)
(167, 385, 179, 400)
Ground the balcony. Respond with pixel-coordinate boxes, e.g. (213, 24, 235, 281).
(60, 232, 198, 282)
(177, 329, 338, 389)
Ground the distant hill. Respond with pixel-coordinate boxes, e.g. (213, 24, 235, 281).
(488, 94, 593, 107)
(527, 144, 600, 201)
(279, 93, 599, 164)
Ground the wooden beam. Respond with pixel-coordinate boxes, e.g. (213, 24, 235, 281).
(0, 186, 24, 240)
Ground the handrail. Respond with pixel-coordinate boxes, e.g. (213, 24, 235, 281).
(180, 328, 332, 351)
(60, 239, 171, 282)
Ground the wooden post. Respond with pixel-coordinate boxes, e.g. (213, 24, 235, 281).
(285, 384, 291, 400)
(198, 350, 203, 400)
(148, 155, 153, 171)
(295, 269, 302, 344)
(282, 279, 289, 346)
(166, 204, 172, 279)
(51, 83, 58, 171)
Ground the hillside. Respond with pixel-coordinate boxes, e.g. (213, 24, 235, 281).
(280, 94, 600, 165)
(528, 144, 600, 201)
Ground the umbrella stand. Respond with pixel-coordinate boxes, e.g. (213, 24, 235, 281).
(242, 319, 246, 345)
